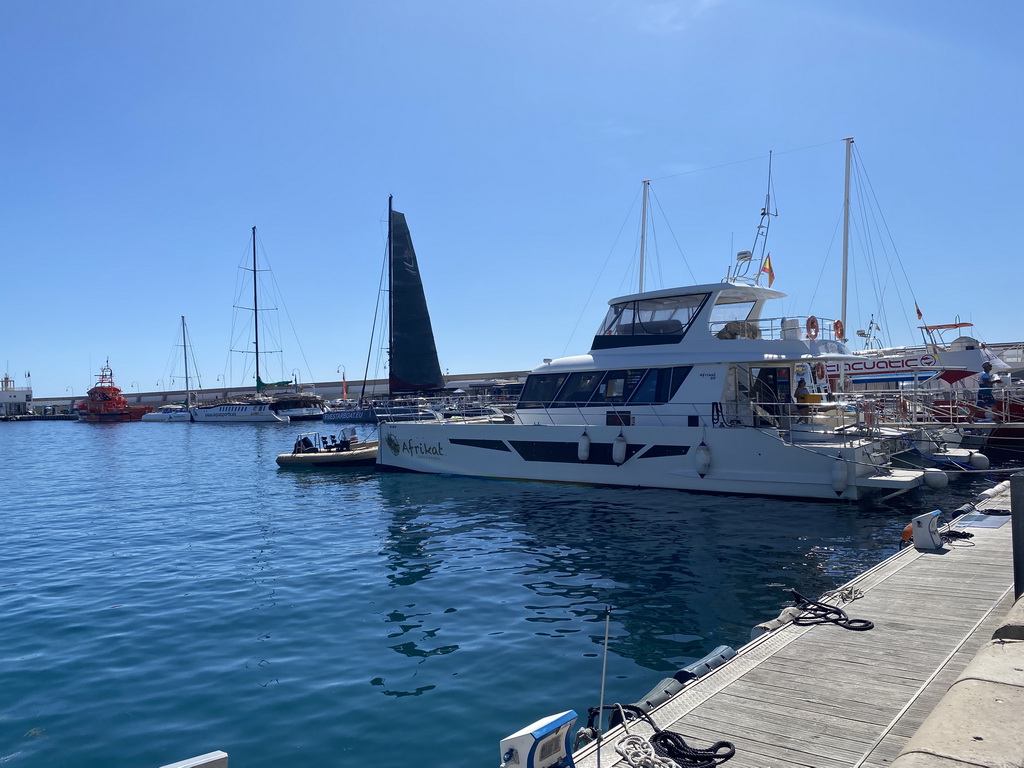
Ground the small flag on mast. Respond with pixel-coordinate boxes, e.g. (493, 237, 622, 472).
(342, 372, 348, 400)
(761, 254, 775, 287)
(915, 302, 923, 321)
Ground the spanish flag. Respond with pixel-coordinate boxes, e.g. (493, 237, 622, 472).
(761, 254, 775, 287)
(915, 302, 923, 321)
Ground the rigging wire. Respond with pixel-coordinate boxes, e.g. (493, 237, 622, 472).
(360, 206, 391, 402)
(559, 187, 643, 359)
(850, 144, 921, 345)
(650, 138, 842, 182)
(650, 186, 698, 284)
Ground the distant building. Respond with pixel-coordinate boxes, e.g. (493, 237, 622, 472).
(1, 374, 32, 417)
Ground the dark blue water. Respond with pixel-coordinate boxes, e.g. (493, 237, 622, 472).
(0, 422, 993, 767)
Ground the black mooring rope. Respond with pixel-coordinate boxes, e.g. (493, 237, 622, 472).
(587, 704, 735, 767)
(790, 589, 874, 631)
(941, 529, 975, 545)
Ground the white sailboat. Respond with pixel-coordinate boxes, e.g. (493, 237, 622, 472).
(142, 315, 198, 422)
(190, 227, 290, 424)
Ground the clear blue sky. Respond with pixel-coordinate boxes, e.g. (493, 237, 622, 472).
(3, 1, 1021, 397)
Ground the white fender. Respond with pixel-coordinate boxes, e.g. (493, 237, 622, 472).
(831, 457, 849, 495)
(923, 468, 949, 489)
(577, 433, 591, 462)
(695, 442, 711, 478)
(968, 451, 990, 470)
(612, 435, 627, 465)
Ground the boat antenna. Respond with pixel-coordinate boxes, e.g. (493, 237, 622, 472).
(727, 151, 776, 284)
(752, 150, 776, 284)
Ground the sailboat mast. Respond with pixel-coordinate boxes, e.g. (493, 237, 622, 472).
(387, 195, 394, 396)
(252, 225, 260, 386)
(638, 179, 649, 292)
(840, 136, 853, 341)
(181, 315, 191, 399)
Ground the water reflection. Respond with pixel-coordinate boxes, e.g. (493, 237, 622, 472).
(372, 472, 992, 671)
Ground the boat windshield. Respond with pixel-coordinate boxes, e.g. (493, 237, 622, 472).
(594, 292, 709, 348)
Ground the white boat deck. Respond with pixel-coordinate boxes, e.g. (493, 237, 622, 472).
(573, 486, 1017, 768)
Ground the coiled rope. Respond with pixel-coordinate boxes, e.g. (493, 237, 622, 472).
(941, 529, 975, 545)
(790, 589, 874, 631)
(587, 704, 735, 768)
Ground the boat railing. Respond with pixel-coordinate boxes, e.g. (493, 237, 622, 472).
(879, 384, 1024, 426)
(709, 315, 842, 342)
(513, 399, 864, 439)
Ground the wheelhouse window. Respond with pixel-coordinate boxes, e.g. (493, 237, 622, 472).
(597, 292, 709, 338)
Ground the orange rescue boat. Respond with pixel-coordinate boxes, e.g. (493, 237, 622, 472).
(77, 360, 153, 423)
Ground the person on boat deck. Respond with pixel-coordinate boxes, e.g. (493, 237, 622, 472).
(795, 379, 811, 418)
(978, 361, 997, 408)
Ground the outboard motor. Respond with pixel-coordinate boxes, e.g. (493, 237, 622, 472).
(500, 711, 577, 768)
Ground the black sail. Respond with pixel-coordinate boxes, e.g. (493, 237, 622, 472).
(388, 209, 444, 393)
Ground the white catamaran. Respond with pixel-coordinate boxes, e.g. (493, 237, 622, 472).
(376, 181, 950, 500)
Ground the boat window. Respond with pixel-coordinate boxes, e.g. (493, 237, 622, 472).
(627, 370, 659, 404)
(593, 293, 709, 349)
(710, 299, 760, 339)
(710, 298, 756, 323)
(551, 371, 604, 406)
(597, 293, 709, 336)
(518, 373, 569, 408)
(521, 366, 694, 408)
(629, 366, 692, 404)
(591, 369, 646, 404)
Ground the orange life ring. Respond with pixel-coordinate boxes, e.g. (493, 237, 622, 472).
(814, 362, 826, 381)
(806, 316, 819, 339)
(833, 319, 844, 340)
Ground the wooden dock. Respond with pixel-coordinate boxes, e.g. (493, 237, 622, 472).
(574, 485, 1018, 768)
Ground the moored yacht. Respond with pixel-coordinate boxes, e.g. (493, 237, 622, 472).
(377, 279, 946, 500)
(190, 398, 288, 423)
(141, 403, 192, 422)
(270, 391, 327, 421)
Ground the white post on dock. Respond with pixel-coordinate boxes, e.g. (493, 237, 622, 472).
(1012, 472, 1024, 600)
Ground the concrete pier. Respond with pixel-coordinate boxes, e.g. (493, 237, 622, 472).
(573, 483, 1022, 768)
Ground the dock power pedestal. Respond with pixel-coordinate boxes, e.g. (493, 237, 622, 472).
(500, 710, 577, 768)
(911, 510, 945, 550)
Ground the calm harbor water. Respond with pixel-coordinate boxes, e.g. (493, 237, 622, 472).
(0, 421, 993, 768)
